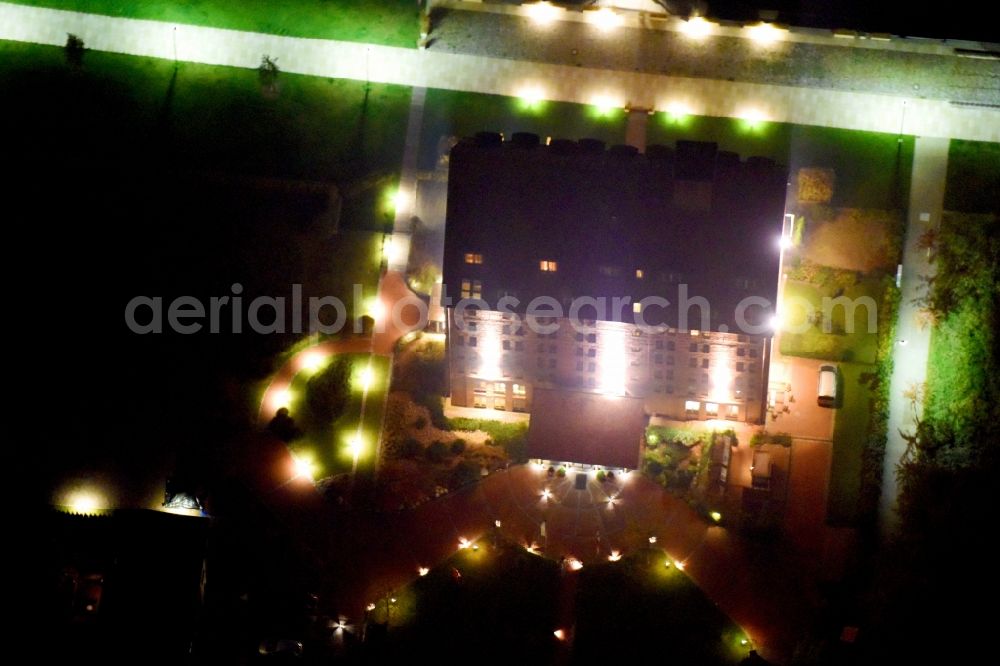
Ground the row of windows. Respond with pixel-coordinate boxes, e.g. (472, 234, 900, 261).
(455, 325, 757, 354)
(460, 279, 482, 299)
(472, 381, 527, 395)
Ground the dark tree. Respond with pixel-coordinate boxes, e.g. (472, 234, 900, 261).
(258, 54, 280, 97)
(65, 33, 85, 68)
(305, 356, 352, 424)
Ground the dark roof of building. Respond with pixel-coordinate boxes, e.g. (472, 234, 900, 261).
(443, 135, 786, 332)
(527, 387, 646, 468)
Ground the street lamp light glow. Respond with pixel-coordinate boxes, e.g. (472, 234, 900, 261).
(746, 22, 786, 45)
(675, 560, 686, 570)
(588, 8, 623, 31)
(458, 537, 471, 549)
(608, 549, 622, 562)
(710, 511, 723, 522)
(541, 488, 553, 501)
(526, 2, 560, 25)
(738, 108, 768, 128)
(69, 490, 104, 515)
(591, 94, 621, 117)
(348, 434, 363, 459)
(679, 16, 714, 39)
(301, 351, 325, 373)
(273, 389, 292, 410)
(358, 365, 374, 392)
(518, 86, 546, 109)
(418, 566, 429, 576)
(779, 235, 792, 250)
(292, 455, 315, 480)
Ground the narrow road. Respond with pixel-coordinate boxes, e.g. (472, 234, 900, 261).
(879, 136, 948, 536)
(1, 2, 997, 141)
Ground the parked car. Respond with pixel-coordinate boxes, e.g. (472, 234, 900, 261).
(817, 364, 838, 408)
(751, 451, 772, 490)
(258, 639, 303, 658)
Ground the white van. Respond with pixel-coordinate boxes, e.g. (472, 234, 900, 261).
(817, 365, 837, 408)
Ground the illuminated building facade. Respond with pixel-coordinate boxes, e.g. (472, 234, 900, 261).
(442, 133, 785, 425)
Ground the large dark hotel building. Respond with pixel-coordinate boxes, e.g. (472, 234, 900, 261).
(442, 132, 786, 466)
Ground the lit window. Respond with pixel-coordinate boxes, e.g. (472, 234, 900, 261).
(464, 252, 483, 265)
(705, 402, 719, 416)
(540, 260, 558, 272)
(635, 269, 644, 279)
(727, 404, 739, 418)
(632, 302, 642, 314)
(513, 383, 526, 396)
(461, 279, 471, 299)
(690, 329, 700, 336)
(685, 400, 700, 413)
(494, 382, 506, 393)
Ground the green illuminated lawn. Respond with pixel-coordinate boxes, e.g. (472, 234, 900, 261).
(287, 353, 391, 479)
(8, 0, 419, 47)
(575, 550, 749, 663)
(374, 540, 746, 663)
(648, 117, 913, 208)
(0, 40, 410, 226)
(778, 280, 882, 363)
(418, 89, 630, 170)
(827, 363, 870, 525)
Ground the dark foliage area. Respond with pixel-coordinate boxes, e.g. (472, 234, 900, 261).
(305, 355, 353, 426)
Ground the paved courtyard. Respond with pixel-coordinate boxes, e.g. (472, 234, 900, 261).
(291, 463, 828, 663)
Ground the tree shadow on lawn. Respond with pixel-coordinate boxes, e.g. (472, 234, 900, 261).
(573, 549, 747, 664)
(373, 535, 561, 662)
